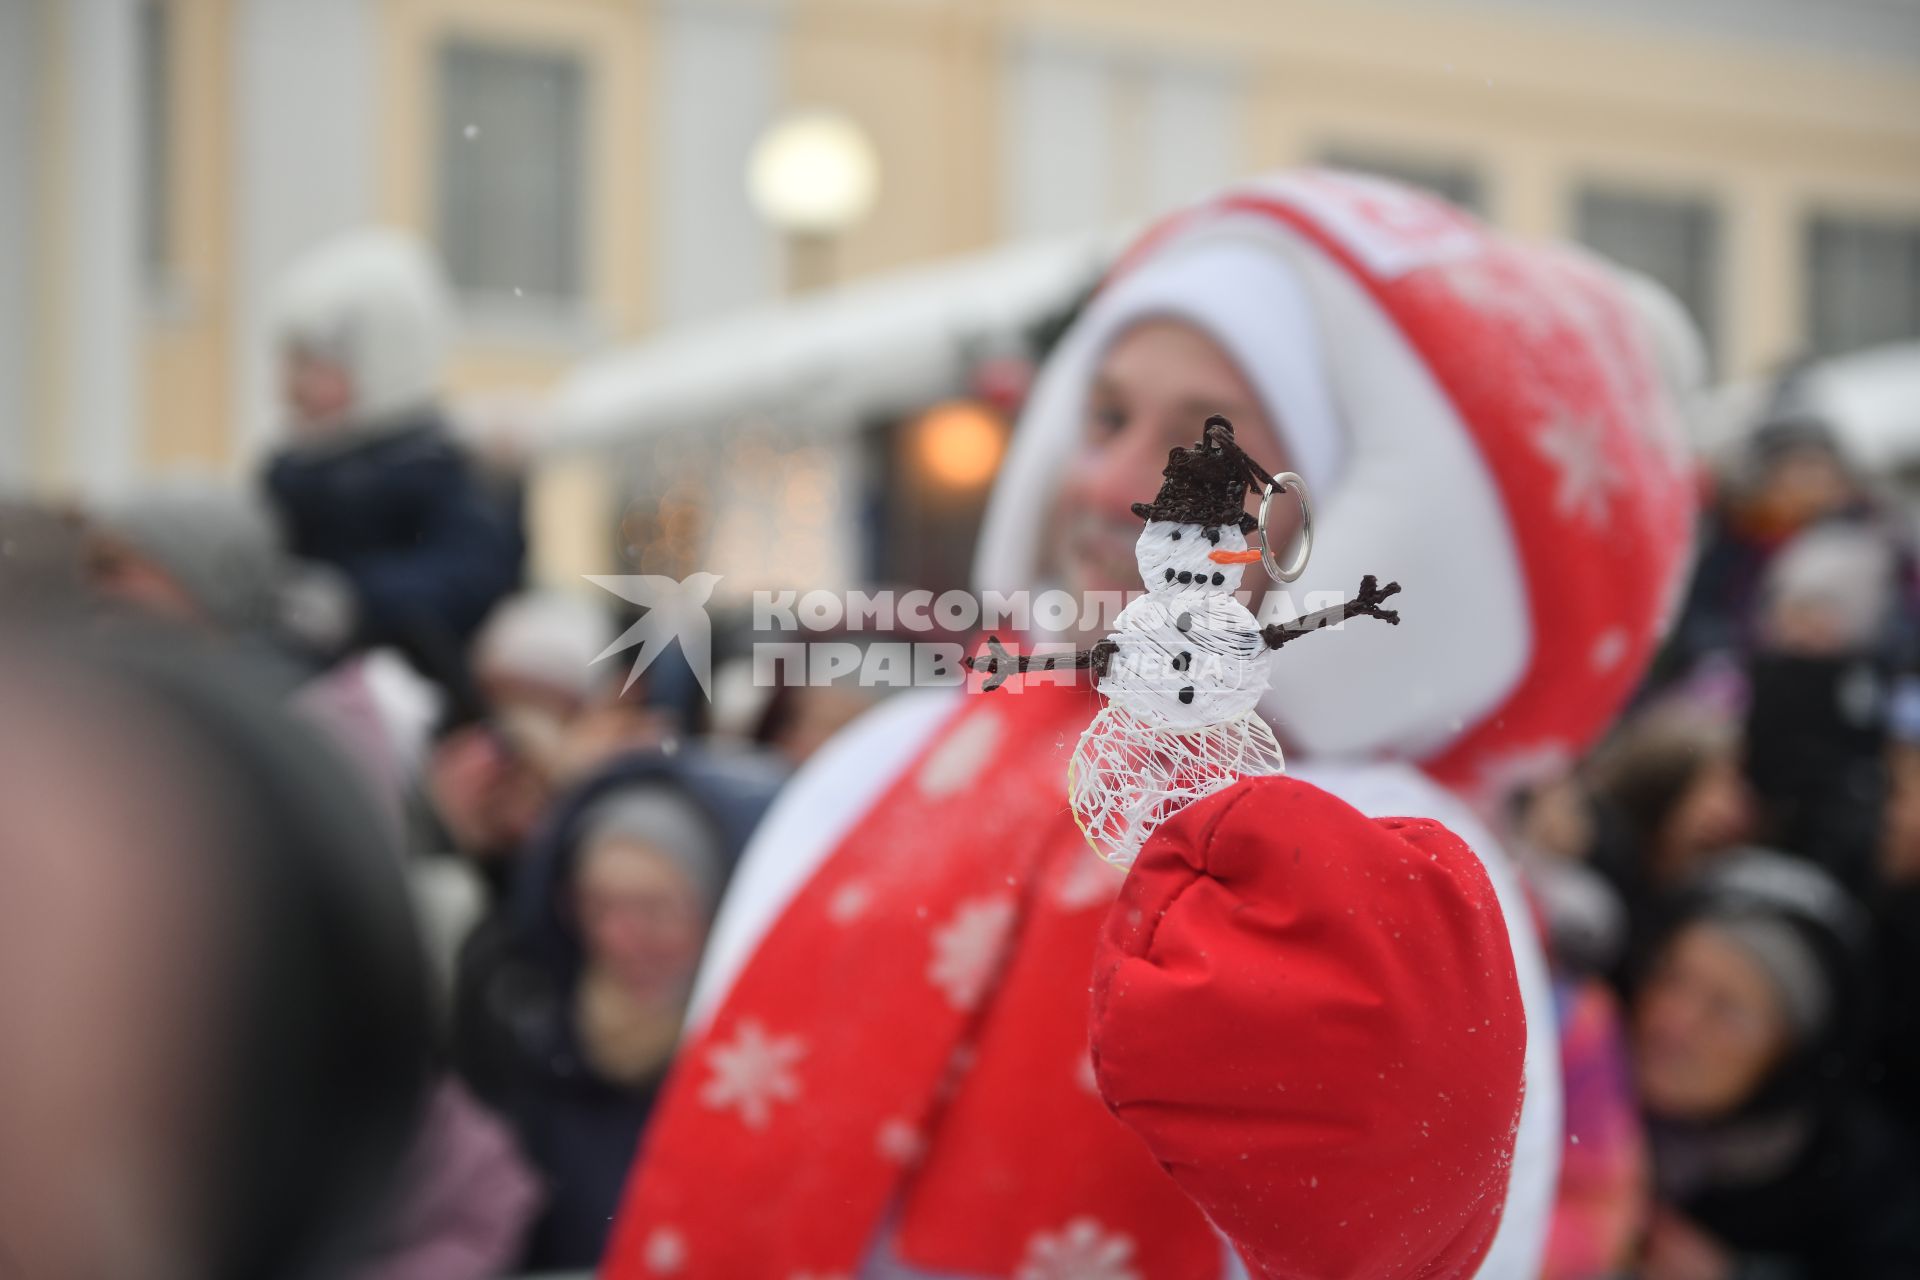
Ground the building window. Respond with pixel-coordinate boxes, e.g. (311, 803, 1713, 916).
(436, 39, 586, 306)
(1576, 186, 1720, 369)
(1319, 148, 1484, 215)
(1807, 214, 1920, 357)
(138, 0, 172, 287)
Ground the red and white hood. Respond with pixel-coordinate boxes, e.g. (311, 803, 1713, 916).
(975, 169, 1699, 800)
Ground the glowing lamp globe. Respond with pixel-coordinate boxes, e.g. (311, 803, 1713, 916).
(747, 111, 881, 236)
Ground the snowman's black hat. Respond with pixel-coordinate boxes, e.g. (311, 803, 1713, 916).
(1129, 416, 1272, 533)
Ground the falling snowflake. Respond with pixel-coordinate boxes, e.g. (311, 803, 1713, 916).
(643, 1226, 687, 1274)
(876, 1116, 927, 1165)
(1016, 1217, 1140, 1280)
(827, 880, 873, 925)
(1532, 412, 1623, 527)
(1590, 628, 1629, 673)
(699, 1019, 806, 1130)
(927, 896, 1017, 1011)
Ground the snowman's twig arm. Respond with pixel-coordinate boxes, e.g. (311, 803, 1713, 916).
(1261, 576, 1402, 650)
(965, 635, 1118, 692)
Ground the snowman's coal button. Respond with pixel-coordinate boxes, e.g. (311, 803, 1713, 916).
(1172, 651, 1191, 672)
(1177, 571, 1192, 584)
(1179, 685, 1196, 704)
(1164, 568, 1174, 583)
(1210, 571, 1224, 585)
(1176, 611, 1193, 632)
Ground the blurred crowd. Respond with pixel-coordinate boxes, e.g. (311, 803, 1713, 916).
(4, 221, 1920, 1280)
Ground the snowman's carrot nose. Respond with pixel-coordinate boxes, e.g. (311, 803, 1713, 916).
(1208, 548, 1263, 565)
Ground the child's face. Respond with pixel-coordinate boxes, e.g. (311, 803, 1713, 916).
(1634, 923, 1793, 1120)
(1045, 319, 1294, 605)
(575, 839, 708, 1004)
(282, 347, 356, 435)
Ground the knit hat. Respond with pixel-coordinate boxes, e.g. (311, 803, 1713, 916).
(1760, 522, 1896, 654)
(273, 228, 452, 436)
(474, 591, 617, 704)
(575, 786, 726, 914)
(976, 169, 1699, 791)
(1701, 914, 1832, 1042)
(1671, 848, 1868, 1078)
(92, 480, 287, 636)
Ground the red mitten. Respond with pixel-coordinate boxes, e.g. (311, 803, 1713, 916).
(1089, 775, 1526, 1280)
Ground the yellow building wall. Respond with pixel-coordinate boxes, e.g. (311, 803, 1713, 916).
(141, 0, 235, 473)
(379, 0, 656, 401)
(117, 0, 1920, 476)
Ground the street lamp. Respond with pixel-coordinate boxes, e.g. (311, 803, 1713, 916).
(747, 110, 880, 293)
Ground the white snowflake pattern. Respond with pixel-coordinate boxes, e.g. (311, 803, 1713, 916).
(1434, 254, 1563, 345)
(699, 1019, 806, 1130)
(1015, 1217, 1140, 1280)
(826, 880, 873, 925)
(1532, 411, 1624, 527)
(643, 1226, 687, 1274)
(927, 896, 1017, 1011)
(876, 1116, 927, 1165)
(1053, 854, 1121, 912)
(917, 710, 1003, 797)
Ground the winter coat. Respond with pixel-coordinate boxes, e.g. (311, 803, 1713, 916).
(265, 415, 524, 685)
(1651, 1102, 1920, 1279)
(1871, 886, 1920, 1150)
(451, 744, 785, 1271)
(1643, 853, 1920, 1278)
(1744, 652, 1888, 894)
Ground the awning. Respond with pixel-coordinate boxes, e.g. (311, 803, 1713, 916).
(546, 229, 1123, 453)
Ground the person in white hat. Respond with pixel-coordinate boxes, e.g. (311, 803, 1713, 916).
(606, 170, 1700, 1280)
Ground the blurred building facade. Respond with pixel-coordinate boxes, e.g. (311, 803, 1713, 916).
(2, 0, 1918, 496)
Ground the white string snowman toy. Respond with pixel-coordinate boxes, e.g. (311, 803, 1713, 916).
(967, 415, 1403, 867)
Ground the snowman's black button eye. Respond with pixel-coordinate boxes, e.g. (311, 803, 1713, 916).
(1164, 568, 1175, 582)
(1211, 572, 1224, 585)
(1176, 571, 1192, 584)
(1205, 528, 1221, 545)
(1169, 531, 1181, 541)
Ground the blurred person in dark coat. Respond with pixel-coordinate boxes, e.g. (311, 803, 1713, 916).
(1630, 850, 1920, 1280)
(263, 228, 523, 694)
(1589, 706, 1756, 974)
(1668, 413, 1866, 674)
(0, 623, 432, 1280)
(1744, 522, 1899, 893)
(423, 592, 677, 966)
(1870, 676, 1920, 1150)
(451, 745, 782, 1271)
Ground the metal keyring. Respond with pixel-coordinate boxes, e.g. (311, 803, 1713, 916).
(1256, 472, 1313, 583)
